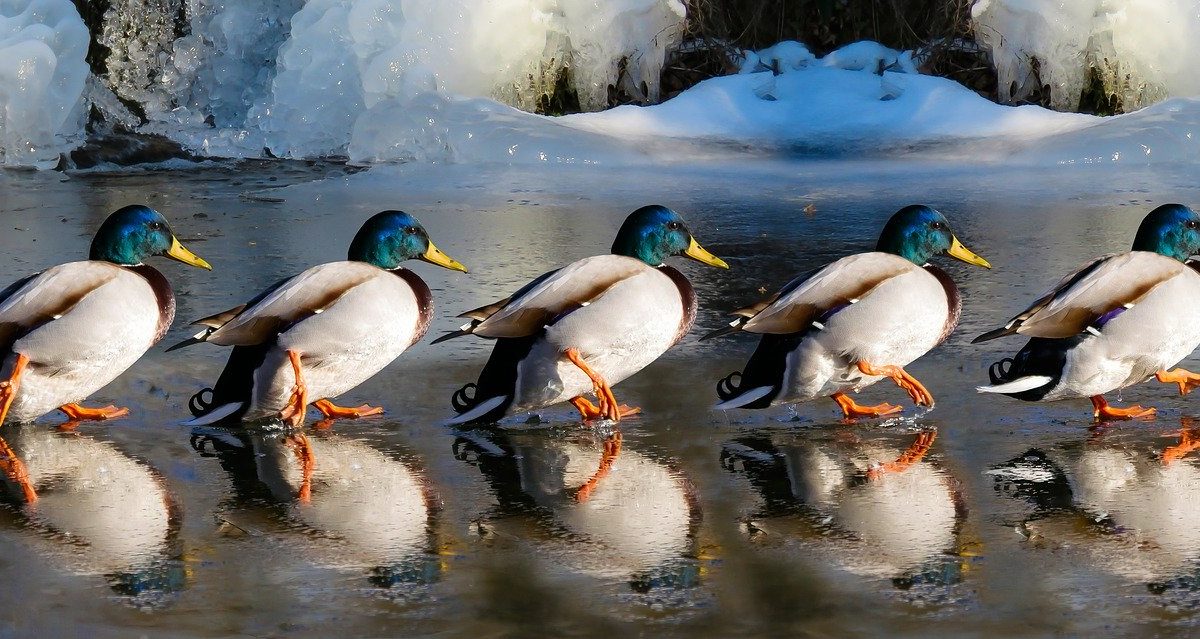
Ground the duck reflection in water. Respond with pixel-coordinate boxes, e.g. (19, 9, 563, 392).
(991, 417, 1200, 594)
(720, 428, 970, 590)
(190, 424, 442, 587)
(0, 424, 184, 599)
(452, 426, 702, 592)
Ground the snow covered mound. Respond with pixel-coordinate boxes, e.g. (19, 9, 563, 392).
(0, 0, 88, 168)
(973, 0, 1200, 112)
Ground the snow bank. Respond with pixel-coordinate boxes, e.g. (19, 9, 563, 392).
(0, 0, 88, 168)
(973, 0, 1200, 111)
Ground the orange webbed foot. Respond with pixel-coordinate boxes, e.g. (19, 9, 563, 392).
(59, 403, 130, 422)
(831, 392, 903, 419)
(0, 435, 36, 503)
(0, 354, 30, 428)
(856, 361, 934, 407)
(1156, 368, 1200, 396)
(313, 399, 383, 419)
(573, 432, 622, 503)
(570, 396, 641, 423)
(1090, 395, 1155, 421)
(278, 350, 309, 429)
(564, 348, 631, 422)
(867, 430, 937, 480)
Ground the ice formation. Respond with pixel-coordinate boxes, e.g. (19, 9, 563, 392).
(0, 0, 88, 168)
(972, 0, 1200, 112)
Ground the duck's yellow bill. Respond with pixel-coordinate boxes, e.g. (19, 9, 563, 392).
(683, 237, 729, 269)
(947, 236, 991, 269)
(167, 236, 212, 270)
(422, 241, 469, 273)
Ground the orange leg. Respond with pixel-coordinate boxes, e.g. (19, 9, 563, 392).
(856, 361, 934, 407)
(59, 403, 130, 421)
(1163, 427, 1200, 465)
(0, 435, 36, 503)
(867, 430, 937, 480)
(831, 391, 902, 419)
(313, 399, 383, 419)
(278, 350, 308, 429)
(573, 432, 622, 503)
(284, 433, 315, 503)
(563, 348, 639, 422)
(0, 354, 30, 428)
(569, 396, 641, 422)
(1091, 395, 1155, 421)
(1156, 368, 1200, 396)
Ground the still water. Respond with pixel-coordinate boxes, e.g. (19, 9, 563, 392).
(1, 158, 1200, 637)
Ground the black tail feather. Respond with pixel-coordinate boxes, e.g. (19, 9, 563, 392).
(715, 332, 805, 410)
(985, 336, 1081, 402)
(188, 342, 273, 421)
(450, 334, 540, 423)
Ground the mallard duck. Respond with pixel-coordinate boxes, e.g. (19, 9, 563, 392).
(708, 205, 990, 418)
(0, 205, 211, 426)
(975, 204, 1200, 420)
(176, 210, 466, 428)
(0, 425, 179, 595)
(440, 205, 728, 425)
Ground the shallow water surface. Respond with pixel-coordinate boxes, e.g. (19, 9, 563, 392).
(1, 159, 1200, 637)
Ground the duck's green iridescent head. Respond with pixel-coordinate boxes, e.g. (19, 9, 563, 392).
(610, 205, 728, 269)
(90, 205, 211, 270)
(1131, 204, 1200, 261)
(348, 210, 468, 272)
(875, 205, 991, 268)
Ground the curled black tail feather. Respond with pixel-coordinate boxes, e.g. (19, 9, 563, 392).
(716, 371, 744, 401)
(452, 383, 479, 413)
(189, 388, 215, 418)
(989, 357, 1014, 385)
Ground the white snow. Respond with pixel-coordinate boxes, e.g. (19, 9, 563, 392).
(0, 0, 88, 168)
(973, 0, 1200, 111)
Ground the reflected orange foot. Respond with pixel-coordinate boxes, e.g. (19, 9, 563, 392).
(1156, 368, 1200, 396)
(1090, 395, 1156, 421)
(573, 432, 622, 503)
(570, 396, 641, 422)
(867, 430, 937, 480)
(1163, 428, 1200, 465)
(564, 347, 629, 422)
(59, 403, 130, 421)
(313, 399, 383, 419)
(831, 392, 902, 419)
(284, 433, 315, 503)
(0, 435, 36, 503)
(856, 360, 934, 407)
(278, 350, 309, 429)
(0, 354, 30, 428)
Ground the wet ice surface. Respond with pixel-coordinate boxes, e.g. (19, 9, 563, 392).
(3, 158, 1200, 636)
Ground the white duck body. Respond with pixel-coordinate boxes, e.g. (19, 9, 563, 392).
(448, 255, 695, 423)
(250, 432, 432, 570)
(0, 261, 171, 423)
(1041, 258, 1200, 400)
(194, 261, 431, 422)
(0, 426, 173, 576)
(979, 252, 1200, 400)
(716, 252, 956, 409)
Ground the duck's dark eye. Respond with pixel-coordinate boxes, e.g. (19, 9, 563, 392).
(666, 221, 682, 231)
(1187, 220, 1198, 230)
(931, 221, 945, 230)
(148, 222, 163, 231)
(406, 226, 419, 235)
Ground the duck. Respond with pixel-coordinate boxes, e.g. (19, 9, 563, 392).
(190, 425, 441, 586)
(0, 424, 181, 597)
(441, 205, 728, 425)
(707, 205, 990, 418)
(175, 210, 467, 428)
(0, 205, 211, 427)
(720, 428, 966, 585)
(452, 426, 700, 589)
(975, 204, 1200, 421)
